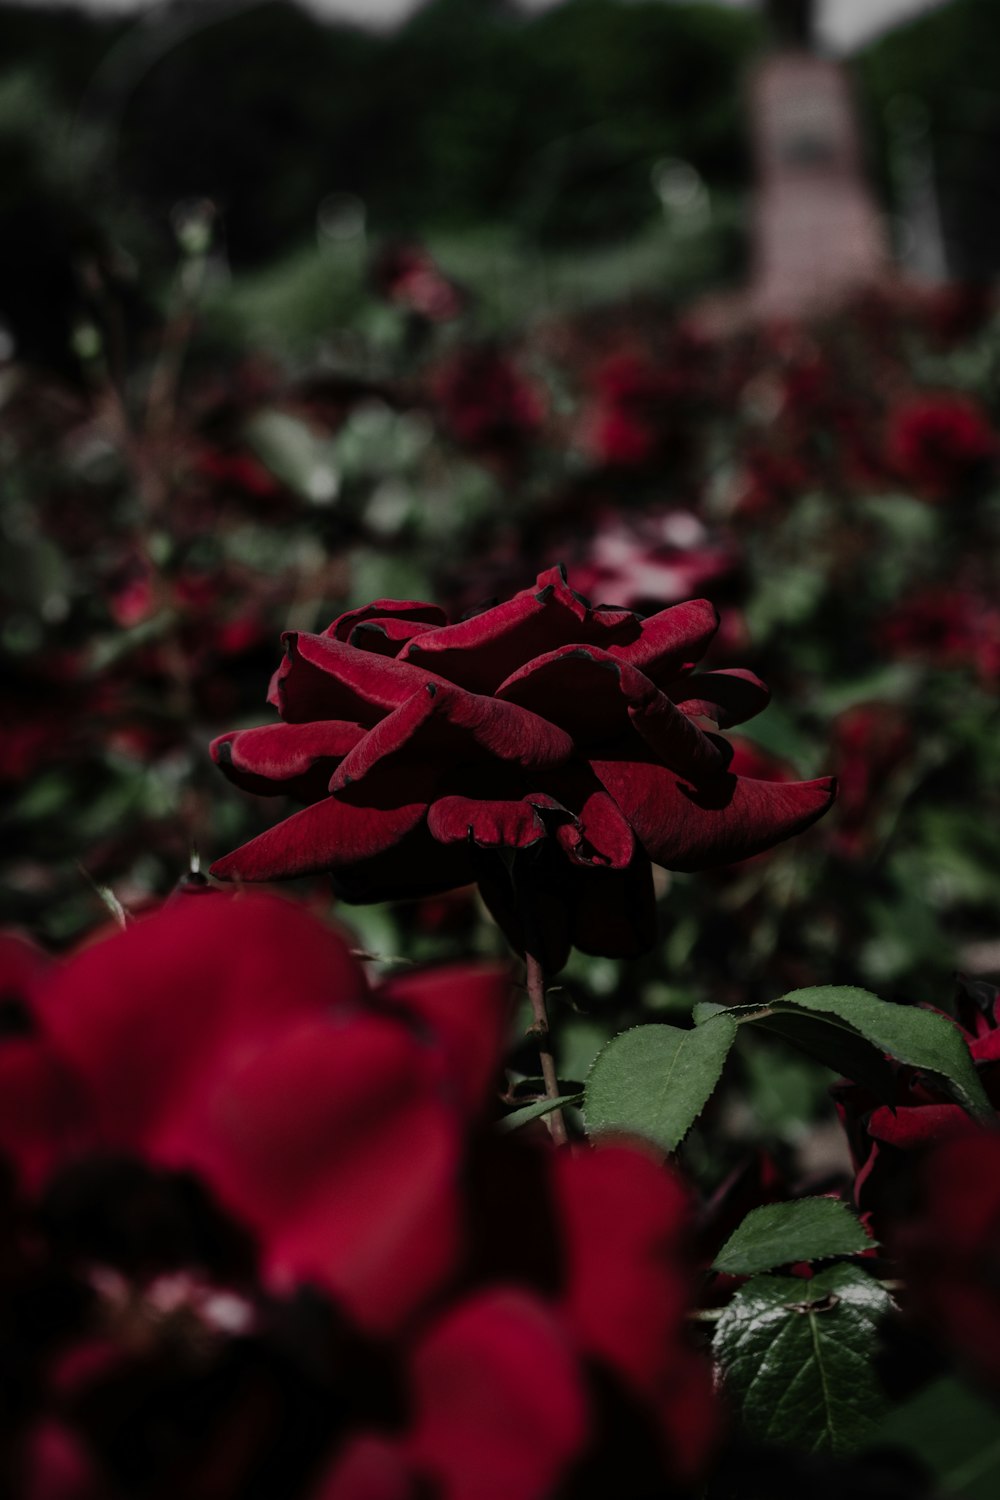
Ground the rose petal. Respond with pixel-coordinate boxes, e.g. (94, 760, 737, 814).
(591, 757, 836, 869)
(606, 599, 719, 683)
(37, 894, 368, 1155)
(406, 1290, 587, 1500)
(348, 619, 441, 659)
(324, 599, 447, 643)
(398, 566, 638, 694)
(377, 963, 512, 1121)
(495, 645, 644, 742)
(310, 1437, 412, 1500)
(553, 1145, 716, 1483)
(177, 1014, 462, 1335)
(329, 822, 476, 904)
(211, 722, 366, 801)
(671, 668, 771, 728)
(567, 853, 656, 959)
(210, 797, 428, 882)
(330, 682, 573, 799)
(268, 633, 437, 725)
(427, 796, 548, 852)
(868, 1104, 969, 1148)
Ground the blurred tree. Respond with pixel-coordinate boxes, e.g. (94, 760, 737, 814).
(858, 0, 1000, 280)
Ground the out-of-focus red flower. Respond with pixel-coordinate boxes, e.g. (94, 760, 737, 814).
(885, 391, 997, 500)
(568, 510, 742, 617)
(195, 447, 285, 503)
(371, 244, 465, 324)
(829, 703, 912, 859)
(732, 446, 813, 517)
(0, 894, 717, 1500)
(896, 1131, 1000, 1390)
(834, 976, 1000, 1232)
(579, 352, 688, 470)
(210, 567, 834, 970)
(431, 347, 544, 457)
(881, 588, 1000, 686)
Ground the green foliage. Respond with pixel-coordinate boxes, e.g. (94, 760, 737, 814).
(696, 986, 992, 1123)
(874, 1376, 1000, 1500)
(713, 1265, 894, 1454)
(712, 1199, 874, 1277)
(584, 1016, 737, 1153)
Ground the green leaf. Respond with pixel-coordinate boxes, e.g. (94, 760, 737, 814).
(713, 1198, 875, 1277)
(713, 1265, 894, 1454)
(873, 1376, 1000, 1500)
(584, 1016, 737, 1153)
(497, 1094, 583, 1134)
(775, 987, 992, 1123)
(753, 1009, 898, 1105)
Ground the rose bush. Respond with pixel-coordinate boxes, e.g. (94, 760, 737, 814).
(210, 566, 835, 968)
(0, 892, 716, 1500)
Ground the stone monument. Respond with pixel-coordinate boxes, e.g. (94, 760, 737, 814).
(747, 0, 889, 316)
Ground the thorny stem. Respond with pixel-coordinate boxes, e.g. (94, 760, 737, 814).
(524, 950, 568, 1146)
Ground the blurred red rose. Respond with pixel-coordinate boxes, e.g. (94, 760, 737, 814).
(896, 1131, 1000, 1390)
(829, 703, 913, 859)
(579, 351, 688, 470)
(372, 243, 465, 324)
(882, 588, 1000, 686)
(885, 391, 997, 500)
(431, 347, 544, 457)
(0, 894, 717, 1500)
(210, 566, 834, 969)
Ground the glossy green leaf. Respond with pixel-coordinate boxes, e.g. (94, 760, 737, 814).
(713, 1264, 894, 1454)
(775, 987, 992, 1123)
(713, 1198, 874, 1277)
(584, 1016, 737, 1153)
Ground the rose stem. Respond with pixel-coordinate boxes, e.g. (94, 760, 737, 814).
(524, 949, 568, 1146)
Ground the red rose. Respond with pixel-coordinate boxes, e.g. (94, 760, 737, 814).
(0, 895, 716, 1499)
(210, 567, 835, 969)
(431, 348, 544, 456)
(885, 391, 997, 500)
(896, 1131, 1000, 1390)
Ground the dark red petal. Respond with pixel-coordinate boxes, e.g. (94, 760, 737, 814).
(671, 668, 771, 728)
(176, 1015, 462, 1334)
(427, 796, 547, 852)
(330, 823, 476, 904)
(0, 1041, 87, 1193)
(869, 1104, 969, 1148)
(606, 599, 719, 683)
(324, 599, 448, 642)
(330, 682, 572, 798)
(210, 797, 428, 882)
(406, 1290, 587, 1500)
(626, 689, 728, 784)
(37, 894, 368, 1155)
(0, 930, 53, 1001)
(498, 644, 725, 781)
(473, 850, 572, 974)
(268, 632, 438, 725)
(397, 566, 638, 694)
(553, 1145, 716, 1483)
(211, 722, 366, 800)
(546, 778, 635, 870)
(591, 758, 836, 870)
(310, 1437, 412, 1500)
(377, 963, 512, 1121)
(348, 619, 441, 659)
(567, 853, 657, 959)
(495, 645, 645, 742)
